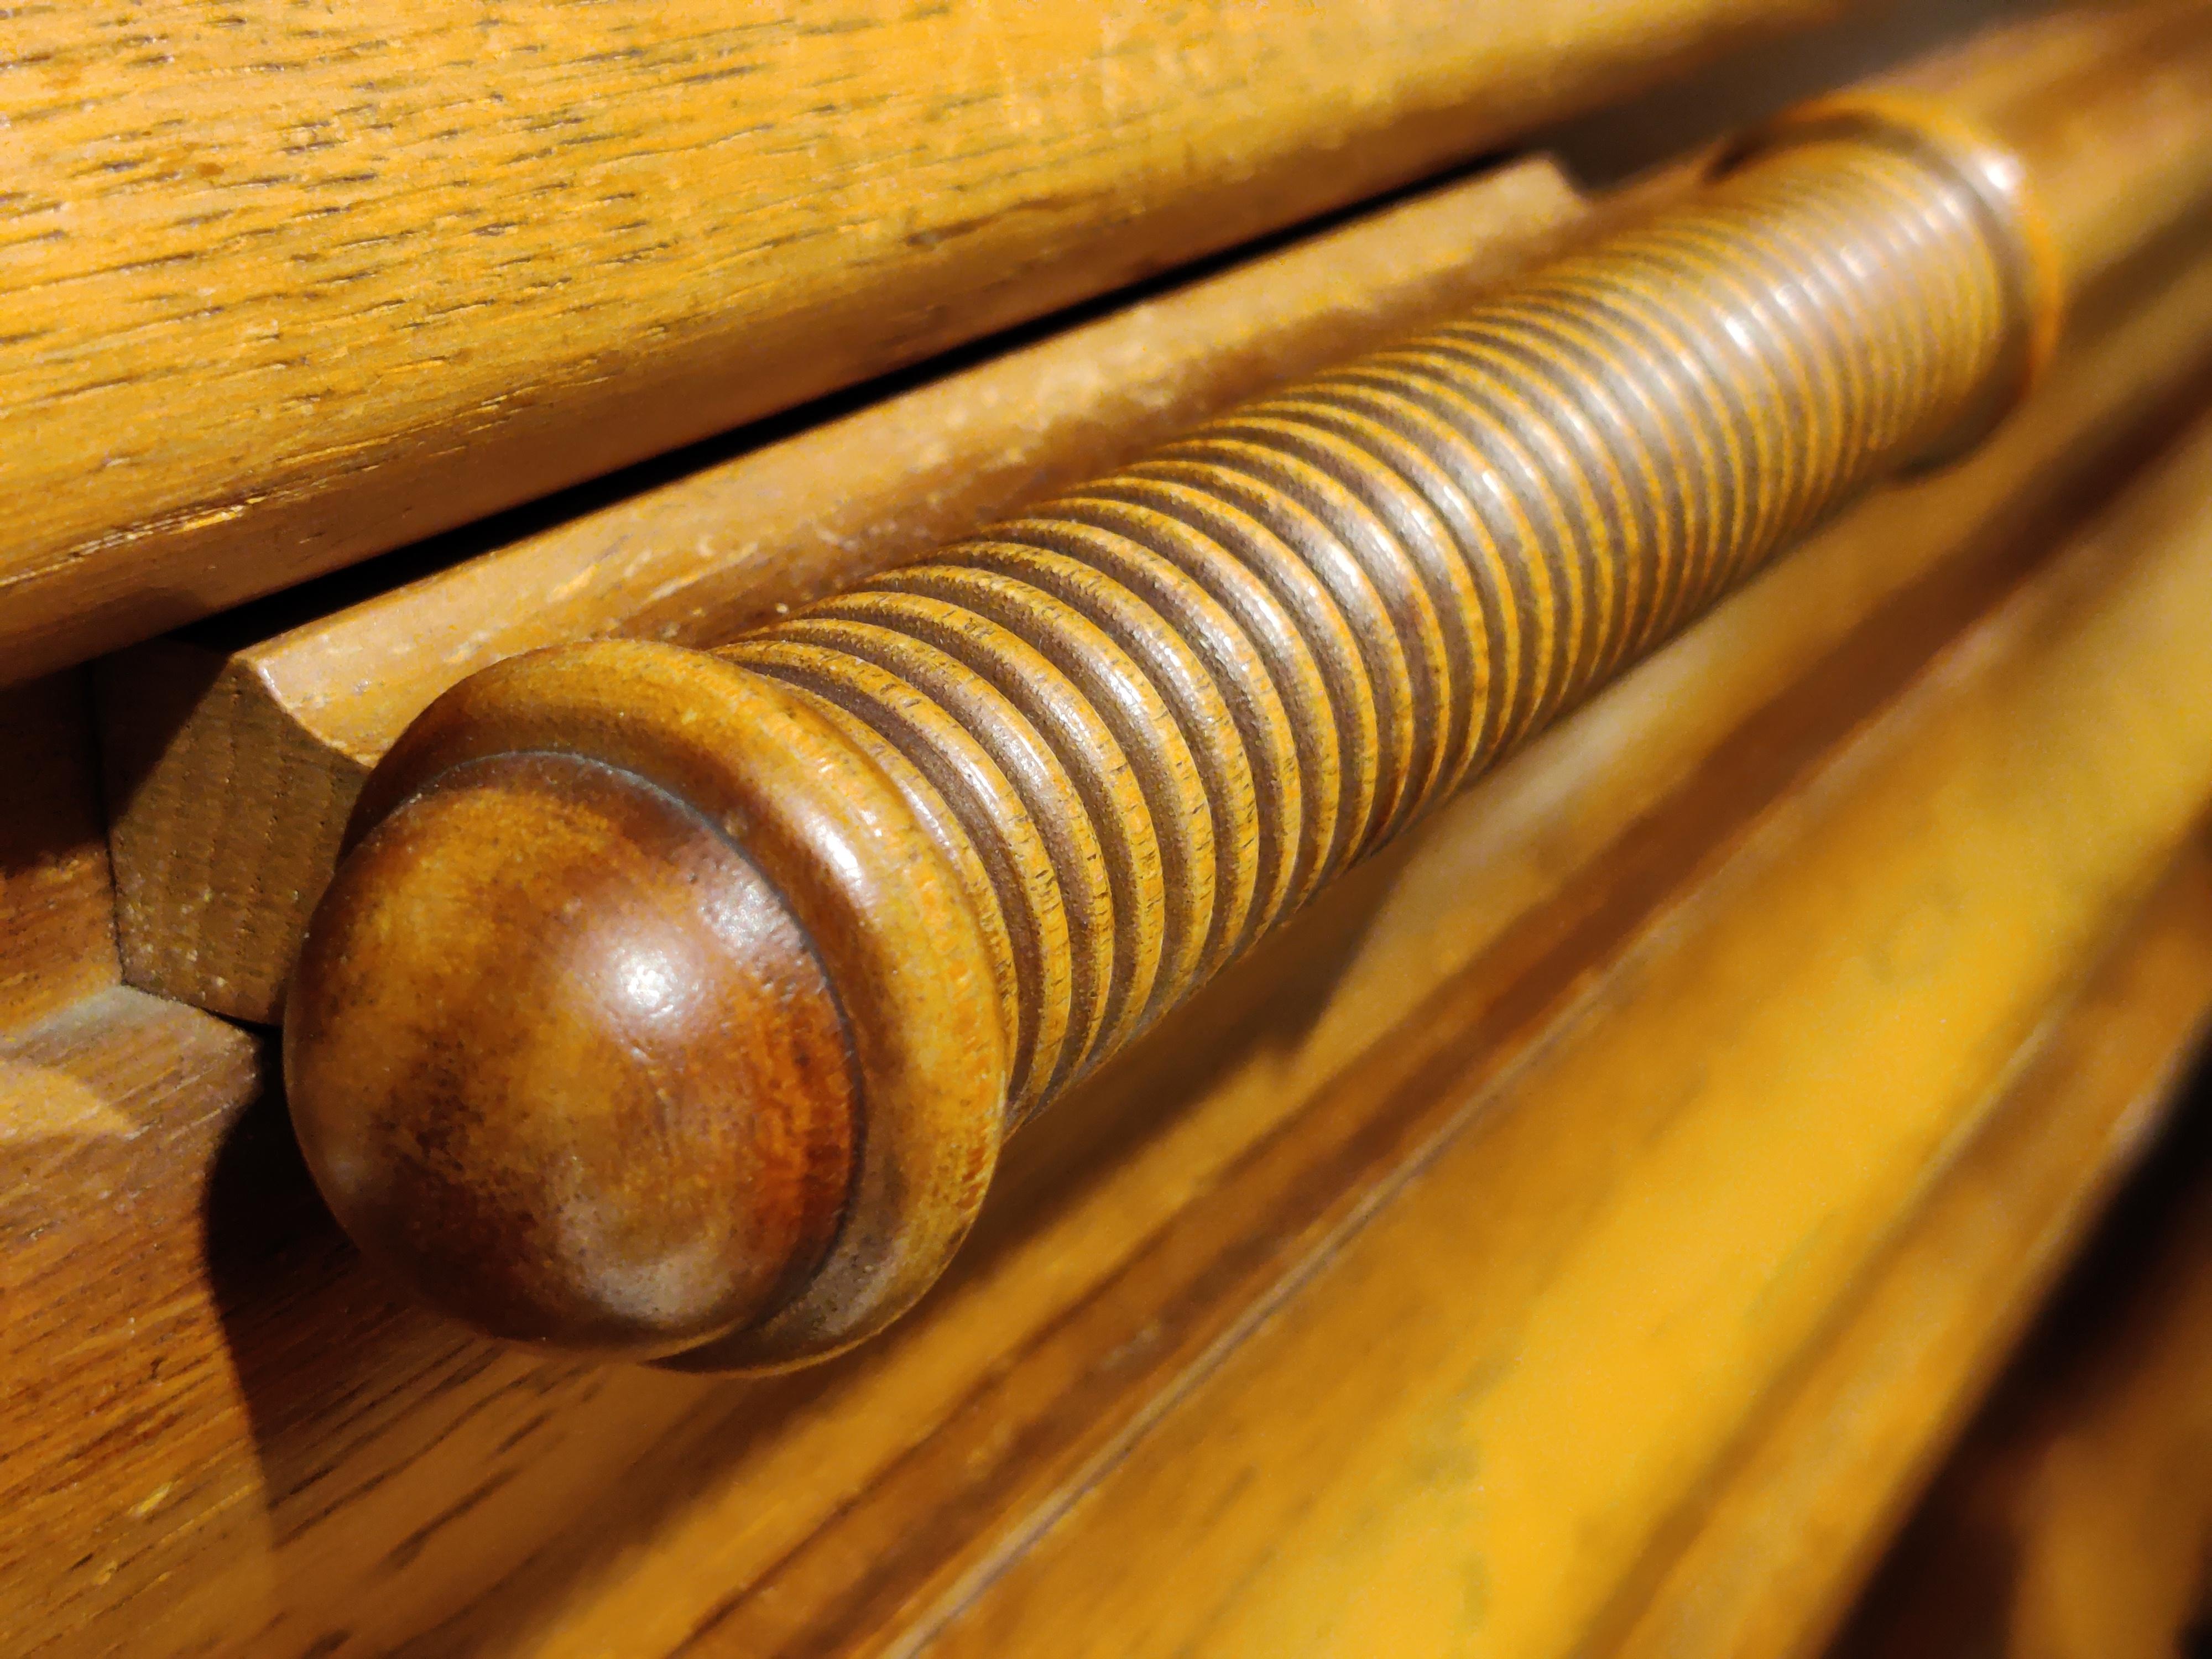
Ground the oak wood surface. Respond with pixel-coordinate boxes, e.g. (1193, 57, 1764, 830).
(1605, 839, 2212, 1659)
(0, 673, 117, 1033)
(98, 152, 1598, 1026)
(909, 385, 2212, 1659)
(12, 213, 2212, 1652)
(0, 0, 1854, 684)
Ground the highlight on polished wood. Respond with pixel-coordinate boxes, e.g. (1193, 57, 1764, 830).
(283, 95, 2063, 1369)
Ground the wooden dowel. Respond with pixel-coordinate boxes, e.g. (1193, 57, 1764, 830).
(285, 94, 2064, 1369)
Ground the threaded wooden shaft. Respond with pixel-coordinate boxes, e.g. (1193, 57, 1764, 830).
(286, 101, 2057, 1369)
(719, 116, 2040, 1127)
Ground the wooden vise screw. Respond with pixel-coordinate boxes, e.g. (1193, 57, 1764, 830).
(284, 98, 2061, 1370)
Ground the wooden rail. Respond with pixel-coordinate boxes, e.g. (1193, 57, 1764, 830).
(284, 96, 2061, 1368)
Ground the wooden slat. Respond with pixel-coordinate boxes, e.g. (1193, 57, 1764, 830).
(904, 396, 2212, 1659)
(1604, 838, 2212, 1659)
(95, 153, 1600, 1024)
(0, 0, 1854, 682)
(9, 215, 2204, 1655)
(0, 674, 117, 1032)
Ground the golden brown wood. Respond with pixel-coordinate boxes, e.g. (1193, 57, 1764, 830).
(105, 1, 2212, 1036)
(287, 97, 2061, 1366)
(1603, 837, 2212, 1659)
(0, 0, 1854, 684)
(0, 673, 118, 1034)
(98, 153, 1599, 1026)
(1830, 1071, 2212, 1659)
(911, 380, 2212, 1659)
(9, 222, 2208, 1654)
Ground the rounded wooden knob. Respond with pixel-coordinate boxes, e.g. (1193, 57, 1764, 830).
(285, 748, 858, 1357)
(286, 98, 2058, 1369)
(287, 643, 1014, 1366)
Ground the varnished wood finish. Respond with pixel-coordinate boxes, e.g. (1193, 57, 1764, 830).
(0, 0, 1849, 684)
(289, 100, 2060, 1365)
(1609, 840, 2212, 1659)
(98, 155, 1599, 1026)
(1829, 1065, 2212, 1659)
(288, 750, 858, 1355)
(0, 674, 117, 1034)
(9, 207, 2211, 1651)
(915, 392, 2212, 1659)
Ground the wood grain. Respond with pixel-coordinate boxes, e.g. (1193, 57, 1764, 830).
(0, 0, 1854, 682)
(1603, 837, 2212, 1659)
(909, 383, 2212, 1659)
(17, 224, 2206, 1648)
(0, 674, 117, 1033)
(98, 153, 1599, 1026)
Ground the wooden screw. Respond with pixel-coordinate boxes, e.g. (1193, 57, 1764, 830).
(284, 98, 2060, 1370)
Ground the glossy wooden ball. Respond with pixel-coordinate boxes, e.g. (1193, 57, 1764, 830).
(283, 749, 857, 1358)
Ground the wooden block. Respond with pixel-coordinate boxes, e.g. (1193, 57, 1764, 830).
(97, 154, 1600, 1025)
(0, 0, 1851, 681)
(11, 233, 2206, 1651)
(904, 392, 2212, 1659)
(0, 674, 117, 1033)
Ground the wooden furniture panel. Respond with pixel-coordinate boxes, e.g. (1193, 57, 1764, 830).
(909, 394, 2212, 1659)
(9, 195, 2205, 1650)
(0, 0, 1853, 683)
(7, 7, 2212, 1655)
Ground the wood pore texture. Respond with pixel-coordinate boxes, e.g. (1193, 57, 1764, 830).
(0, 0, 1855, 683)
(12, 205, 2212, 1652)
